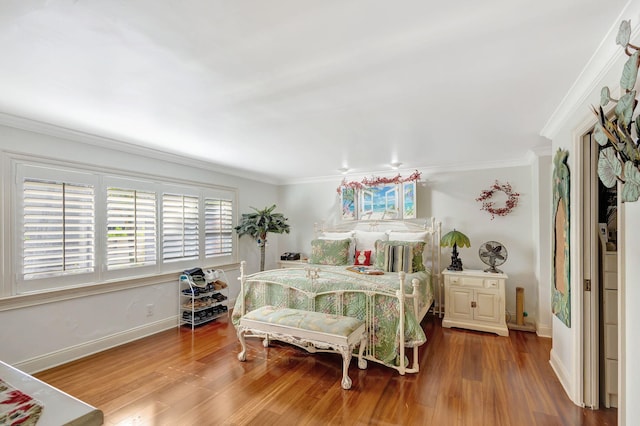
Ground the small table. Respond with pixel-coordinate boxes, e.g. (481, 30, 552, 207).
(277, 259, 309, 268)
(442, 269, 509, 336)
(0, 361, 103, 426)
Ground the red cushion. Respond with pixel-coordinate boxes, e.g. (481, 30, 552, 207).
(354, 250, 372, 266)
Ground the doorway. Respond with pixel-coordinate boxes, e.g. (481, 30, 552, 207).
(581, 131, 619, 410)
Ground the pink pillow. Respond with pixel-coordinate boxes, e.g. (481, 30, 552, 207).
(354, 250, 372, 266)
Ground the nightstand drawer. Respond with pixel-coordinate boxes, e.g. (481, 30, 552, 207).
(485, 279, 499, 289)
(448, 275, 483, 287)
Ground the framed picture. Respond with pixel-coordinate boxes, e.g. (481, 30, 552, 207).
(338, 173, 419, 221)
(358, 183, 399, 220)
(402, 181, 416, 219)
(340, 187, 356, 221)
(552, 149, 571, 328)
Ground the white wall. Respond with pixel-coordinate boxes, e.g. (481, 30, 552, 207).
(543, 2, 640, 419)
(533, 154, 553, 337)
(621, 201, 639, 423)
(0, 122, 279, 371)
(547, 94, 599, 407)
(279, 163, 545, 326)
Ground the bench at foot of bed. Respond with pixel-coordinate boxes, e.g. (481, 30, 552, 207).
(237, 306, 367, 390)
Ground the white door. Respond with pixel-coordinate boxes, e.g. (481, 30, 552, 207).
(582, 132, 599, 409)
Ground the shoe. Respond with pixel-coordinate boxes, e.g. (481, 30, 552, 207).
(182, 288, 199, 296)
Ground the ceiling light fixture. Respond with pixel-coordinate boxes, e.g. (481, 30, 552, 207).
(338, 167, 350, 174)
(390, 162, 402, 170)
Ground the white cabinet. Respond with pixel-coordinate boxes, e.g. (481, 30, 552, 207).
(179, 269, 229, 330)
(602, 250, 618, 408)
(442, 269, 508, 336)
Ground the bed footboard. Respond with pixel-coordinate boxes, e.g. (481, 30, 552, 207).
(235, 261, 429, 374)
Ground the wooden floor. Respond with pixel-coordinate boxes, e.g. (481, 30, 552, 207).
(36, 315, 617, 426)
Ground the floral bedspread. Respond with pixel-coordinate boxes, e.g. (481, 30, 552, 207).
(232, 265, 433, 365)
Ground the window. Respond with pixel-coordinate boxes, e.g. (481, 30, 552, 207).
(205, 198, 233, 257)
(13, 160, 237, 295)
(162, 193, 199, 262)
(22, 178, 95, 280)
(106, 187, 157, 270)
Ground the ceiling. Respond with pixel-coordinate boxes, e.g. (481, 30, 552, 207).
(0, 1, 630, 183)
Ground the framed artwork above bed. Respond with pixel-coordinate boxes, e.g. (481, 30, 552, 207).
(340, 181, 417, 221)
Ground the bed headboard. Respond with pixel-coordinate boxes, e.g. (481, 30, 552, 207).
(314, 218, 443, 316)
(314, 217, 439, 235)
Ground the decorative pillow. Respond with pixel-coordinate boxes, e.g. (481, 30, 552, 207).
(354, 250, 372, 266)
(374, 240, 426, 272)
(319, 232, 355, 262)
(380, 244, 413, 273)
(354, 230, 388, 252)
(309, 238, 351, 265)
(386, 230, 429, 242)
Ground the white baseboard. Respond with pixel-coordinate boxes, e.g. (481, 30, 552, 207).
(15, 317, 178, 374)
(549, 348, 573, 403)
(536, 322, 552, 338)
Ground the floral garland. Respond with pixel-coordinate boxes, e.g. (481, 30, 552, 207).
(337, 170, 421, 194)
(476, 180, 520, 219)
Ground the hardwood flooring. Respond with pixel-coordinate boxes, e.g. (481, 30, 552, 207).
(36, 315, 617, 425)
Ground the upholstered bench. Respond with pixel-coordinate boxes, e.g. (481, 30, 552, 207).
(237, 306, 367, 389)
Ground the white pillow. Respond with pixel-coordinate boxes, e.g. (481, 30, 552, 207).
(318, 231, 355, 239)
(354, 230, 388, 252)
(387, 230, 430, 242)
(319, 231, 355, 262)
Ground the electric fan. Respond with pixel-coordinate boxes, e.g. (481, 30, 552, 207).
(478, 241, 508, 273)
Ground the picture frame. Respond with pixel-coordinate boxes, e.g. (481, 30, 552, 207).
(338, 173, 419, 221)
(358, 183, 399, 220)
(402, 181, 416, 219)
(340, 187, 356, 221)
(552, 149, 571, 328)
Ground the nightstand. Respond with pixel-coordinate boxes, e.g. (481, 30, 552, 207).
(442, 269, 509, 336)
(277, 259, 309, 268)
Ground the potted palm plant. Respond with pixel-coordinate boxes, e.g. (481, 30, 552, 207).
(235, 205, 290, 271)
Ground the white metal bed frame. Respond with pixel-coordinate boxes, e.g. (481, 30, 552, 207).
(315, 217, 443, 317)
(236, 217, 442, 374)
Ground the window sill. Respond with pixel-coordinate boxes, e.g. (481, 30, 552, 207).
(0, 263, 240, 312)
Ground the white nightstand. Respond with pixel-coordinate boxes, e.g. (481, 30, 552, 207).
(442, 269, 509, 336)
(277, 259, 309, 268)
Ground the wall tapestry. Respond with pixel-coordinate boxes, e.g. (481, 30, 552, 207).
(552, 149, 571, 327)
(338, 171, 420, 220)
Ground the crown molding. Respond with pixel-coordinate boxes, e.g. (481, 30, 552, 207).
(0, 112, 550, 187)
(283, 156, 534, 186)
(541, 2, 640, 140)
(526, 145, 553, 164)
(0, 112, 279, 185)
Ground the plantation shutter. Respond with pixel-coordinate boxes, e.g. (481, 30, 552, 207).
(106, 188, 157, 269)
(205, 198, 233, 257)
(23, 178, 95, 280)
(162, 193, 199, 261)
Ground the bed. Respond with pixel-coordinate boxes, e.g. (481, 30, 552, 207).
(232, 218, 442, 374)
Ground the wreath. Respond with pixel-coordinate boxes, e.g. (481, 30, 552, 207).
(476, 181, 520, 219)
(337, 170, 421, 194)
